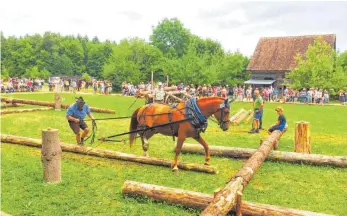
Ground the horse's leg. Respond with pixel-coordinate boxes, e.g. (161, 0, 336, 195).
(141, 131, 155, 157)
(171, 136, 186, 171)
(194, 136, 210, 166)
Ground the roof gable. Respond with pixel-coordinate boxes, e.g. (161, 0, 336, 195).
(247, 34, 336, 71)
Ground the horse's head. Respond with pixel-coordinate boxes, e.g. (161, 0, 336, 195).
(213, 98, 232, 131)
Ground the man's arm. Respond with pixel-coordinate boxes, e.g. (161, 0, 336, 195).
(87, 113, 95, 120)
(66, 115, 79, 123)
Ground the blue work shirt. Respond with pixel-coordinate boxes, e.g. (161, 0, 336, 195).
(66, 103, 91, 120)
(277, 114, 287, 131)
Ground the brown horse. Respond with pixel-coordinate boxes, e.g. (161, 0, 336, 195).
(129, 97, 231, 171)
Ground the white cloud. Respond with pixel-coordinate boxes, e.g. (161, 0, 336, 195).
(1, 0, 346, 56)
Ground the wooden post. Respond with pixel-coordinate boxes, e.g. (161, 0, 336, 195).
(151, 71, 154, 92)
(41, 128, 62, 184)
(54, 93, 61, 111)
(295, 122, 311, 154)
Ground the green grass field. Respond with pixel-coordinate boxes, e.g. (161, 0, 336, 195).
(1, 93, 347, 216)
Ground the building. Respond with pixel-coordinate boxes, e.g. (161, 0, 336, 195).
(245, 34, 336, 88)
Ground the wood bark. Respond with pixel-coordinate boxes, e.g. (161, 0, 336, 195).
(0, 103, 24, 108)
(229, 109, 246, 123)
(181, 143, 347, 168)
(244, 111, 254, 124)
(233, 110, 251, 126)
(166, 93, 184, 102)
(1, 134, 217, 174)
(0, 211, 13, 216)
(1, 97, 116, 114)
(1, 107, 53, 115)
(121, 180, 331, 216)
(201, 131, 283, 216)
(164, 86, 178, 91)
(41, 128, 62, 183)
(295, 122, 311, 153)
(54, 93, 61, 111)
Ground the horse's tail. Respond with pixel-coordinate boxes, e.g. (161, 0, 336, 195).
(129, 107, 141, 147)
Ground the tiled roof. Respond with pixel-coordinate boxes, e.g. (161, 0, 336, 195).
(247, 34, 336, 71)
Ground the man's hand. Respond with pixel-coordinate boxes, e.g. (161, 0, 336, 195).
(74, 118, 80, 123)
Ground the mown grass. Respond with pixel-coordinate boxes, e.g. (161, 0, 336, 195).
(1, 93, 347, 215)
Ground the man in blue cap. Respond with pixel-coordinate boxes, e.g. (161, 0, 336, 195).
(66, 97, 95, 145)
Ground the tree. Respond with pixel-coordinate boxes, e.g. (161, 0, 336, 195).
(150, 18, 191, 57)
(218, 52, 250, 86)
(82, 73, 91, 81)
(288, 38, 347, 89)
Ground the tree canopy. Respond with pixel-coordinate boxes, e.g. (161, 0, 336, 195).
(288, 38, 347, 89)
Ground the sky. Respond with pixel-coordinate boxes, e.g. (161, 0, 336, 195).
(1, 0, 347, 56)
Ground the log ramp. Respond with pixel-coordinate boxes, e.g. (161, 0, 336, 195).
(1, 107, 53, 115)
(0, 134, 216, 174)
(180, 143, 347, 168)
(122, 180, 331, 216)
(1, 97, 116, 114)
(229, 109, 245, 123)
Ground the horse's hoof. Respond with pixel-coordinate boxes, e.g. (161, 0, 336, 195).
(204, 162, 210, 166)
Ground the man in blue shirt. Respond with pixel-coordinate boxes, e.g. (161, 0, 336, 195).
(66, 97, 95, 146)
(268, 106, 288, 133)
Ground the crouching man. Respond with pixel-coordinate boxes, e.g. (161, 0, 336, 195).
(66, 97, 95, 146)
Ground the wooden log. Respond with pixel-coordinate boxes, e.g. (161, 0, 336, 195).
(233, 110, 251, 126)
(0, 211, 13, 216)
(0, 107, 53, 115)
(235, 191, 242, 216)
(295, 122, 311, 154)
(1, 97, 116, 114)
(229, 109, 246, 122)
(54, 93, 61, 111)
(0, 103, 24, 108)
(181, 143, 347, 168)
(164, 86, 177, 91)
(0, 134, 217, 174)
(244, 111, 254, 124)
(41, 128, 62, 183)
(121, 180, 331, 216)
(201, 131, 283, 216)
(166, 93, 184, 102)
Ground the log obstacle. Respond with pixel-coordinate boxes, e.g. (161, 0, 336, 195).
(243, 111, 254, 124)
(0, 103, 24, 108)
(0, 107, 53, 115)
(180, 143, 347, 168)
(295, 122, 311, 154)
(233, 110, 251, 126)
(166, 93, 184, 102)
(41, 128, 62, 183)
(1, 97, 116, 114)
(0, 211, 13, 216)
(229, 109, 245, 123)
(122, 180, 331, 216)
(1, 134, 217, 174)
(201, 131, 283, 215)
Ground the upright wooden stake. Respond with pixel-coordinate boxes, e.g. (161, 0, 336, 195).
(54, 93, 61, 111)
(294, 122, 311, 154)
(41, 128, 62, 183)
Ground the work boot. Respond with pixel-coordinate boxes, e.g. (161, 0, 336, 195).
(255, 129, 259, 133)
(248, 128, 256, 134)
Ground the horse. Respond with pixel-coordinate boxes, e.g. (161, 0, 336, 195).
(129, 97, 231, 171)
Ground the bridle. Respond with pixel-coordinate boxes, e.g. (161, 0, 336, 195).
(210, 99, 231, 129)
